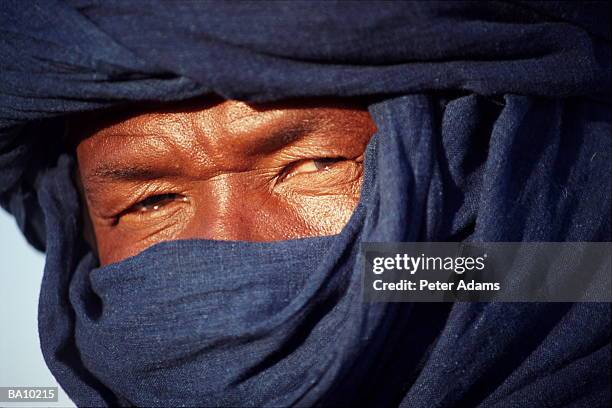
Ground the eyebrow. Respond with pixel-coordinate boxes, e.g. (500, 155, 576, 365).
(85, 163, 173, 183)
(251, 123, 310, 155)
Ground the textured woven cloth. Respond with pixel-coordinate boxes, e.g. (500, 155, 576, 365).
(0, 1, 610, 406)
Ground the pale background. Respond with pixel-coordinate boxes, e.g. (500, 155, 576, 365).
(0, 209, 75, 407)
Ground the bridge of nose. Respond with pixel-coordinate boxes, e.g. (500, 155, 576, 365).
(179, 173, 299, 241)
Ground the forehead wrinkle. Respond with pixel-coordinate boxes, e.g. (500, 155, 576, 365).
(80, 127, 191, 190)
(117, 112, 214, 177)
(183, 111, 221, 171)
(86, 131, 176, 165)
(200, 109, 320, 160)
(209, 100, 313, 141)
(224, 108, 287, 137)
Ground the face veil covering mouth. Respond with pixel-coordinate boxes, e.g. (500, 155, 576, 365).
(1, 1, 611, 407)
(71, 238, 343, 407)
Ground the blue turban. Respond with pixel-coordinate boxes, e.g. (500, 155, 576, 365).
(1, 1, 610, 406)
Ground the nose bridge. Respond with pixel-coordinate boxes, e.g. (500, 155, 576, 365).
(185, 174, 256, 241)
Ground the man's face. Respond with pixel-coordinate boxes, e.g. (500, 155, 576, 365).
(72, 98, 376, 265)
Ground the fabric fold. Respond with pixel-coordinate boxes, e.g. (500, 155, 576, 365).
(0, 2, 610, 407)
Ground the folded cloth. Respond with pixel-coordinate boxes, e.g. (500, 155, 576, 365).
(0, 1, 610, 406)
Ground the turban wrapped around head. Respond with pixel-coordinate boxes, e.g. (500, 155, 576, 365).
(0, 1, 610, 406)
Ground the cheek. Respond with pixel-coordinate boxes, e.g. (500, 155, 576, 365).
(278, 177, 363, 236)
(288, 193, 361, 235)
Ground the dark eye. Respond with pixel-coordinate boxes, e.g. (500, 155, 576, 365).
(129, 193, 186, 213)
(313, 158, 341, 170)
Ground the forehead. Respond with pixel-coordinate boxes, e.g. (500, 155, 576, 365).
(69, 98, 272, 147)
(70, 98, 365, 151)
(70, 98, 374, 183)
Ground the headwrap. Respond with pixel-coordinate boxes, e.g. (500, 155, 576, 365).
(1, 1, 610, 406)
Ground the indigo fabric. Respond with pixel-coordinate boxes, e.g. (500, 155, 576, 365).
(0, 1, 611, 407)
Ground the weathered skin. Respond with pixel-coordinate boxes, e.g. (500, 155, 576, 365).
(72, 98, 376, 265)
